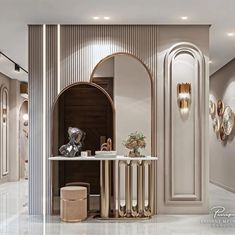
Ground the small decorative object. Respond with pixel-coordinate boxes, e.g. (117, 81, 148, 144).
(123, 132, 146, 157)
(212, 117, 220, 133)
(209, 100, 216, 116)
(86, 150, 92, 156)
(219, 124, 227, 141)
(59, 127, 86, 157)
(177, 83, 191, 113)
(81, 151, 88, 157)
(95, 138, 117, 157)
(100, 138, 112, 151)
(210, 99, 234, 142)
(217, 99, 224, 116)
(222, 106, 234, 135)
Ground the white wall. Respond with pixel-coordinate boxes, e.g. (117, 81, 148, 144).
(210, 59, 235, 192)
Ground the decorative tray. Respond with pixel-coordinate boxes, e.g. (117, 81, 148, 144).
(95, 151, 117, 157)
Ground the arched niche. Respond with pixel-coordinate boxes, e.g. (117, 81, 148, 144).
(0, 86, 9, 177)
(51, 82, 114, 210)
(164, 42, 206, 204)
(19, 100, 29, 179)
(90, 52, 154, 156)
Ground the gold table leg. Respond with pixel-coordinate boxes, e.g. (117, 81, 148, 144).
(125, 161, 132, 217)
(137, 161, 145, 217)
(100, 160, 111, 218)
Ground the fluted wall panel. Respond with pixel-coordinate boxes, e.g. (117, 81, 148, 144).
(60, 25, 157, 90)
(45, 25, 58, 214)
(28, 25, 43, 214)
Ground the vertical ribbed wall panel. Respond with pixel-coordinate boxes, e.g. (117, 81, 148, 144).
(45, 25, 58, 214)
(60, 25, 158, 92)
(28, 25, 43, 214)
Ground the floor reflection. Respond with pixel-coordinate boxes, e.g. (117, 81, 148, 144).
(0, 181, 235, 235)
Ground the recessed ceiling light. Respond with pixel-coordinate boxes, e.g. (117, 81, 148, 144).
(93, 16, 100, 20)
(209, 60, 212, 64)
(181, 16, 188, 20)
(104, 16, 110, 20)
(227, 32, 234, 37)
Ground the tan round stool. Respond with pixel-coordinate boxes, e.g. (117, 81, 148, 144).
(60, 186, 87, 222)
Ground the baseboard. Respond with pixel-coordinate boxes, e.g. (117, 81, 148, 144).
(210, 180, 235, 193)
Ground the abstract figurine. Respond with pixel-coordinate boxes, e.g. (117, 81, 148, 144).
(59, 127, 86, 157)
(100, 138, 112, 151)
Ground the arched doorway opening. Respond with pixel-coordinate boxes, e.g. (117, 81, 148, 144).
(52, 82, 114, 213)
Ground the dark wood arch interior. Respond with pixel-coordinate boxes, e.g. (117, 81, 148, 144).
(53, 83, 114, 196)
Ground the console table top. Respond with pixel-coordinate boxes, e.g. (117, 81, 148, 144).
(49, 155, 158, 161)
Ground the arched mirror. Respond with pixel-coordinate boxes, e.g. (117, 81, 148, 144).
(1, 86, 9, 177)
(91, 53, 153, 156)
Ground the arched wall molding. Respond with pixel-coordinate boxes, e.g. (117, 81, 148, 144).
(51, 81, 116, 156)
(18, 99, 28, 180)
(0, 85, 9, 178)
(164, 42, 206, 205)
(89, 52, 155, 155)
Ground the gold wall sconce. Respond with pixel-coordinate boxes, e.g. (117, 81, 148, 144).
(177, 83, 191, 113)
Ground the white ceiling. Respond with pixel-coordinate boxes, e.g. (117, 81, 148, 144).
(0, 0, 235, 81)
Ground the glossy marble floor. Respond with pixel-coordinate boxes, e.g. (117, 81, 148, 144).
(0, 180, 235, 235)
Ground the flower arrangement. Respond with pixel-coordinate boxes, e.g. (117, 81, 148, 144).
(123, 131, 146, 157)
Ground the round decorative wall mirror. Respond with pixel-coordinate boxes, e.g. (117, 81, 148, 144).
(217, 99, 224, 116)
(223, 106, 234, 136)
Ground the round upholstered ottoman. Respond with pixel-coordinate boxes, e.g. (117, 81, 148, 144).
(60, 186, 87, 222)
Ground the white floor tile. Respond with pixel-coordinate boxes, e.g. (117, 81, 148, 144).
(0, 180, 235, 235)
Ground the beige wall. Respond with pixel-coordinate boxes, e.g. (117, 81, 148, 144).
(210, 59, 235, 192)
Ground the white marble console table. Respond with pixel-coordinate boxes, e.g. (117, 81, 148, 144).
(49, 155, 158, 218)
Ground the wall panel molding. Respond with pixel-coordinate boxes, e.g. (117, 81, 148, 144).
(164, 42, 205, 205)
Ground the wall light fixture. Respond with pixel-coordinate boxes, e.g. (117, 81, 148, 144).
(177, 83, 191, 113)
